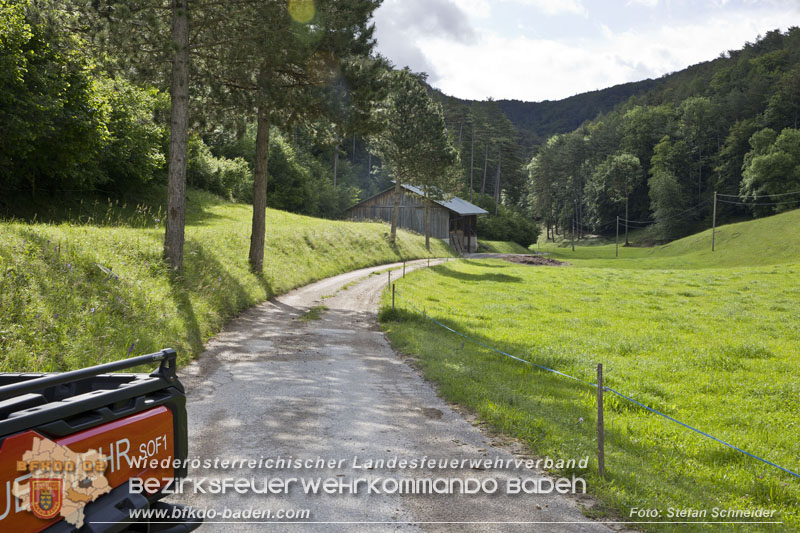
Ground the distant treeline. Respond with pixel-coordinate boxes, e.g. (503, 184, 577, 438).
(496, 79, 662, 148)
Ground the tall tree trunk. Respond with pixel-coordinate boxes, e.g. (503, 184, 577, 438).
(366, 152, 372, 179)
(624, 194, 629, 246)
(481, 144, 488, 194)
(249, 112, 270, 272)
(494, 149, 501, 215)
(424, 197, 430, 251)
(697, 146, 702, 201)
(469, 125, 475, 202)
(333, 146, 339, 188)
(164, 0, 189, 272)
(390, 179, 400, 243)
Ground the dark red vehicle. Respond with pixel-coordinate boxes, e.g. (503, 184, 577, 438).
(0, 349, 199, 532)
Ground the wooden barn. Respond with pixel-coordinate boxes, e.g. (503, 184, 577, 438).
(346, 184, 489, 253)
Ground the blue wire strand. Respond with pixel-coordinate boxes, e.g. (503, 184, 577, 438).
(395, 290, 800, 480)
(604, 387, 800, 479)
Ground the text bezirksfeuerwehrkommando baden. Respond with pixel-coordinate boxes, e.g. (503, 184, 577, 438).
(131, 475, 587, 496)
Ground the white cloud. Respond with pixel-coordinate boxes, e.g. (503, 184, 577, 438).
(373, 0, 478, 82)
(451, 0, 492, 19)
(377, 7, 797, 101)
(508, 0, 589, 17)
(626, 0, 659, 7)
(450, 0, 589, 18)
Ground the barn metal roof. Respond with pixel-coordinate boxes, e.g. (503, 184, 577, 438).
(349, 183, 489, 216)
(401, 184, 489, 215)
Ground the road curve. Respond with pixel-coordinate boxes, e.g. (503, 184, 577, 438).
(174, 259, 614, 532)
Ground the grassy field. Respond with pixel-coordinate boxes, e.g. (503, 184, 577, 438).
(0, 189, 453, 372)
(539, 208, 800, 269)
(477, 240, 531, 254)
(381, 209, 800, 531)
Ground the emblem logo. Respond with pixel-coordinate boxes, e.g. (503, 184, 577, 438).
(30, 478, 62, 520)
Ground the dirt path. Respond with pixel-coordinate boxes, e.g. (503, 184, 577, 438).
(176, 260, 613, 532)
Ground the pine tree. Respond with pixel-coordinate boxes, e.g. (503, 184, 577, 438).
(192, 0, 381, 271)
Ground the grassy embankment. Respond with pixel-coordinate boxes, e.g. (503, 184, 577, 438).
(381, 209, 800, 531)
(0, 189, 453, 371)
(476, 240, 531, 254)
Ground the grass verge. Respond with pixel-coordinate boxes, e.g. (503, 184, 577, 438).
(0, 189, 453, 371)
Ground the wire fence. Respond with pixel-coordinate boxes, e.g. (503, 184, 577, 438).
(618, 200, 711, 228)
(718, 190, 800, 199)
(574, 189, 799, 241)
(717, 198, 800, 207)
(388, 272, 800, 481)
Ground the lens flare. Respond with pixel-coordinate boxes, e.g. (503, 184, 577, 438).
(288, 0, 315, 23)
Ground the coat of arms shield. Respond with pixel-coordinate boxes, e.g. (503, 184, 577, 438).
(31, 478, 63, 520)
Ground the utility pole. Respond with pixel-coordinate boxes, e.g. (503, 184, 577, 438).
(615, 216, 619, 258)
(571, 217, 575, 252)
(712, 191, 717, 252)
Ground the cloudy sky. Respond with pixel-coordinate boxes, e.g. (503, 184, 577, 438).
(371, 0, 800, 102)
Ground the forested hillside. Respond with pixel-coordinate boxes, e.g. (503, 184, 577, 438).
(497, 78, 661, 147)
(526, 28, 800, 241)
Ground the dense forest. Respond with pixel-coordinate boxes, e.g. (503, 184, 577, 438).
(496, 78, 661, 148)
(0, 0, 383, 215)
(2, 1, 798, 251)
(524, 27, 800, 242)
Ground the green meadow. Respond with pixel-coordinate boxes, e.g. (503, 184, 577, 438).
(381, 209, 800, 531)
(0, 190, 452, 371)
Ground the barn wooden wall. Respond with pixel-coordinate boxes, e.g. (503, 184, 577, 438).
(347, 189, 450, 239)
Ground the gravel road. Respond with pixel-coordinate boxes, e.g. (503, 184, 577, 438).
(175, 259, 615, 532)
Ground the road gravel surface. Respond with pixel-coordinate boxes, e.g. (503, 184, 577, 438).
(176, 259, 616, 532)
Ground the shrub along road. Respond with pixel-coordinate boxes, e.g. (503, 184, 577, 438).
(175, 260, 613, 532)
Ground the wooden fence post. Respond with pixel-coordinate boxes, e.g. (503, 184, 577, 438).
(597, 363, 605, 478)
